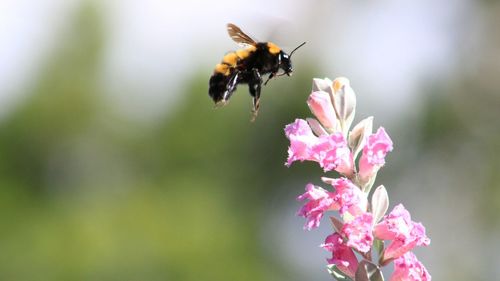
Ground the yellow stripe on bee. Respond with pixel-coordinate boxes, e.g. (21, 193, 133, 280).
(235, 49, 249, 60)
(236, 49, 253, 60)
(267, 42, 281, 54)
(236, 45, 256, 59)
(214, 63, 231, 76)
(222, 52, 239, 67)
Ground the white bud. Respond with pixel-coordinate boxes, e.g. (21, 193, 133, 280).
(330, 77, 357, 136)
(312, 77, 334, 93)
(371, 185, 389, 223)
(306, 118, 328, 136)
(348, 116, 373, 159)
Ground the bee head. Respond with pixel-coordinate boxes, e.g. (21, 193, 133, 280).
(279, 42, 306, 77)
(280, 52, 293, 76)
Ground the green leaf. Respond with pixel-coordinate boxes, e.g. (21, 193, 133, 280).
(373, 239, 385, 259)
(355, 260, 384, 281)
(327, 264, 354, 281)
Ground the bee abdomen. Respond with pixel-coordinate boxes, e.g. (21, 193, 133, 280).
(209, 72, 231, 104)
(214, 63, 232, 76)
(210, 60, 235, 103)
(208, 46, 256, 104)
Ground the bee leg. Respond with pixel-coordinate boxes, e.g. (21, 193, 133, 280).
(248, 69, 262, 121)
(263, 72, 275, 86)
(223, 71, 240, 102)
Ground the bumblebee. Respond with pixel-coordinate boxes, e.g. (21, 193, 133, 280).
(209, 23, 305, 120)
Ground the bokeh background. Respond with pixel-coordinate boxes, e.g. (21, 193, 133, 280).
(1, 0, 499, 280)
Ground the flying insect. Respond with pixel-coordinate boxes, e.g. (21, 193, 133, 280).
(209, 23, 306, 120)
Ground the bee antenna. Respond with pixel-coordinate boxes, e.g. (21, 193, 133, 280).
(289, 42, 306, 57)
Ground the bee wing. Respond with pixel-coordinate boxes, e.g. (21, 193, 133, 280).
(227, 23, 257, 47)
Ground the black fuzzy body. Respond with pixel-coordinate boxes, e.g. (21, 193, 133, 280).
(208, 42, 287, 106)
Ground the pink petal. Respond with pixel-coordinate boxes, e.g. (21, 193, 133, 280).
(328, 178, 368, 218)
(321, 233, 359, 278)
(284, 120, 354, 176)
(307, 91, 338, 130)
(390, 252, 431, 281)
(297, 184, 336, 230)
(312, 133, 354, 175)
(375, 204, 431, 260)
(341, 212, 374, 253)
(358, 127, 394, 182)
(285, 119, 318, 166)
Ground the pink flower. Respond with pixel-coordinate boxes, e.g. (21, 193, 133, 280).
(359, 127, 393, 182)
(297, 183, 336, 230)
(307, 91, 337, 130)
(285, 119, 318, 166)
(390, 252, 431, 281)
(312, 134, 354, 175)
(321, 233, 359, 278)
(285, 120, 354, 176)
(341, 212, 374, 253)
(324, 177, 368, 218)
(374, 204, 430, 260)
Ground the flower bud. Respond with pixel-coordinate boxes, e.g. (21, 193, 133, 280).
(307, 91, 338, 131)
(371, 185, 389, 223)
(331, 77, 357, 136)
(306, 118, 328, 136)
(348, 116, 373, 160)
(312, 77, 334, 93)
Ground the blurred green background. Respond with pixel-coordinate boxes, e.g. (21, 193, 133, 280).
(1, 0, 499, 280)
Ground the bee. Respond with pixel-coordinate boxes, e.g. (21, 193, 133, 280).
(209, 23, 306, 120)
